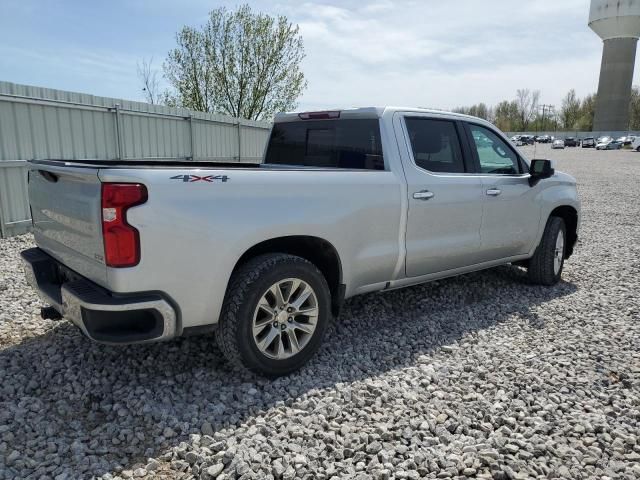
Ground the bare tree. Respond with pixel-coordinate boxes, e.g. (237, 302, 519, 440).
(454, 89, 600, 132)
(137, 57, 160, 105)
(515, 89, 540, 131)
(163, 4, 306, 120)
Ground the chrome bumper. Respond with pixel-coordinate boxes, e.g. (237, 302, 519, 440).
(21, 248, 178, 344)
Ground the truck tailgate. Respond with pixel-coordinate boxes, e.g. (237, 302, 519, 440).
(28, 163, 107, 286)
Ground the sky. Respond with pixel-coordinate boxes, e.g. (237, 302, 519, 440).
(0, 0, 631, 113)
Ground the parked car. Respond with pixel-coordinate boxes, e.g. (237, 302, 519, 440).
(520, 135, 535, 145)
(564, 137, 578, 147)
(511, 135, 528, 147)
(537, 135, 552, 143)
(21, 107, 581, 376)
(616, 136, 634, 146)
(595, 137, 616, 150)
(631, 136, 640, 151)
(582, 137, 596, 148)
(552, 139, 565, 149)
(597, 140, 623, 150)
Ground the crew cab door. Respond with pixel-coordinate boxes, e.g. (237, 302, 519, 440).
(395, 113, 484, 277)
(463, 122, 540, 260)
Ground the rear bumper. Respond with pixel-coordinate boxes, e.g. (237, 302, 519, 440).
(21, 247, 178, 344)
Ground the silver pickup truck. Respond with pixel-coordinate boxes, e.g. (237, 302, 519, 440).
(22, 107, 580, 376)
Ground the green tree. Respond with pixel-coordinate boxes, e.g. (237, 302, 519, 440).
(453, 103, 492, 120)
(163, 4, 307, 120)
(629, 86, 640, 130)
(560, 89, 581, 130)
(452, 106, 470, 115)
(493, 100, 520, 131)
(576, 94, 596, 131)
(469, 103, 491, 120)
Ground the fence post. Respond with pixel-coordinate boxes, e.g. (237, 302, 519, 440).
(114, 103, 123, 160)
(188, 114, 195, 161)
(237, 121, 242, 162)
(0, 196, 6, 239)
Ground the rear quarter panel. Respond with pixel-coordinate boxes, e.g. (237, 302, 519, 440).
(97, 168, 403, 330)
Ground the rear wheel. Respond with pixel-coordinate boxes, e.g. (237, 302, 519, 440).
(217, 254, 331, 377)
(527, 217, 566, 286)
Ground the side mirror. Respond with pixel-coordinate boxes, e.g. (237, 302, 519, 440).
(529, 159, 554, 187)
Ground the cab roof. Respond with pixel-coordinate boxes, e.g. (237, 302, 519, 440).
(274, 107, 485, 124)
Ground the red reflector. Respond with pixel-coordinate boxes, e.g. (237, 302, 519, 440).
(101, 183, 147, 268)
(298, 111, 341, 120)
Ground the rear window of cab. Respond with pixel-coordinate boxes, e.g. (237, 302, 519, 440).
(265, 119, 385, 170)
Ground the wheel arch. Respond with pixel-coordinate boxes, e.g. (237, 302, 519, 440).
(232, 236, 345, 316)
(550, 205, 578, 258)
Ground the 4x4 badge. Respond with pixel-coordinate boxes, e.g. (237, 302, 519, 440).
(170, 174, 229, 183)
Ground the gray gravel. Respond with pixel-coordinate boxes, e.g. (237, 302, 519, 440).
(1, 144, 639, 480)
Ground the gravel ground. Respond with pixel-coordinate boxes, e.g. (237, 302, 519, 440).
(0, 144, 639, 480)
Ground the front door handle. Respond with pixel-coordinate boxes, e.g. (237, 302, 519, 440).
(486, 188, 502, 196)
(413, 190, 435, 200)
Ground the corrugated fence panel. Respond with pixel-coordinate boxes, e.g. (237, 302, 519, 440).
(0, 162, 30, 238)
(240, 125, 270, 162)
(0, 81, 273, 237)
(0, 97, 120, 161)
(0, 80, 272, 163)
(194, 121, 241, 161)
(120, 112, 192, 160)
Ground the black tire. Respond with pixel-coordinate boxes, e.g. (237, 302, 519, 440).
(527, 216, 566, 286)
(216, 253, 331, 377)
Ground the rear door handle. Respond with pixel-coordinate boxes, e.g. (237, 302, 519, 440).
(486, 188, 501, 196)
(413, 190, 435, 200)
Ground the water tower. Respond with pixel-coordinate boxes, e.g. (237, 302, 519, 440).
(589, 0, 640, 131)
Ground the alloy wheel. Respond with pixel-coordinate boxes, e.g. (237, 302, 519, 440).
(252, 278, 319, 359)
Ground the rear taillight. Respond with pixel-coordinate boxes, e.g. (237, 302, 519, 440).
(101, 183, 147, 268)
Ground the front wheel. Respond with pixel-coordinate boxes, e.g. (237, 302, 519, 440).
(527, 217, 566, 286)
(216, 254, 331, 377)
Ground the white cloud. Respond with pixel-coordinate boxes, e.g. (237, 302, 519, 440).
(268, 0, 610, 111)
(1, 0, 631, 114)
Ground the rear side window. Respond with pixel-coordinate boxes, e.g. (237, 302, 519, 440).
(265, 119, 384, 170)
(405, 118, 465, 173)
